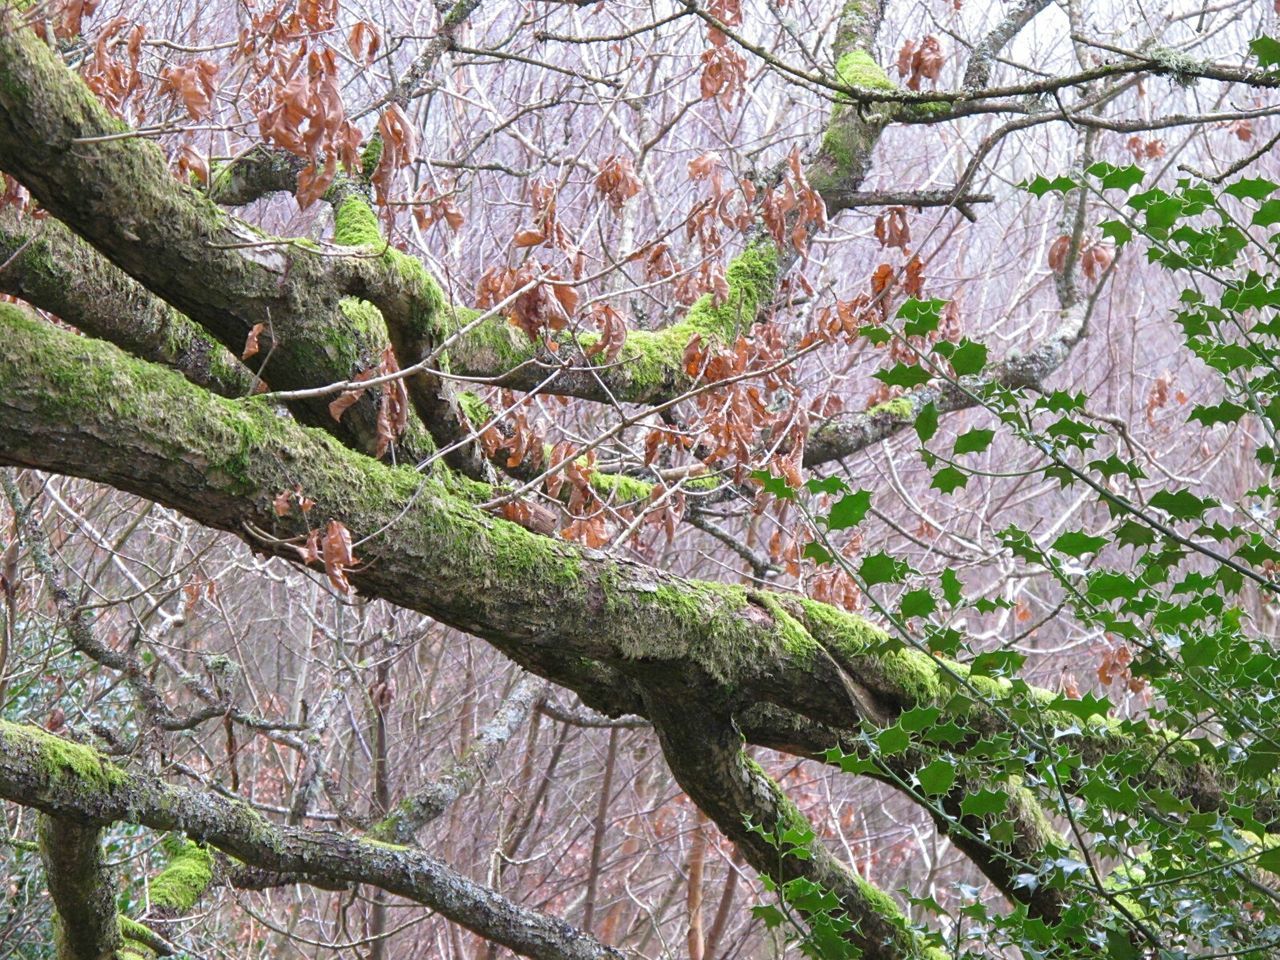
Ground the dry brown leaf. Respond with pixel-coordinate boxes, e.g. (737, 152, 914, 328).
(1047, 235, 1072, 273)
(242, 322, 266, 360)
(320, 519, 358, 594)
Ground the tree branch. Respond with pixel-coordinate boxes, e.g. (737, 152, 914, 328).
(1, 722, 622, 960)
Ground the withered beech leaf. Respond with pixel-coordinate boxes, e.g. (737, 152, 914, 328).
(321, 519, 358, 594)
(242, 322, 266, 360)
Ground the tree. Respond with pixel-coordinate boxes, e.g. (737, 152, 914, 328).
(2, 1, 1280, 958)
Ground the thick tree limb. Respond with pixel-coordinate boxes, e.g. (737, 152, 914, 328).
(0, 303, 1244, 947)
(645, 699, 943, 960)
(0, 13, 423, 460)
(38, 816, 120, 960)
(0, 210, 256, 399)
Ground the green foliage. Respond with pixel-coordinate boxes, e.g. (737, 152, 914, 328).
(752, 54, 1280, 955)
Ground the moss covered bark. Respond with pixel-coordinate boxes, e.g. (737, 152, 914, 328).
(0, 209, 255, 399)
(441, 240, 779, 405)
(38, 816, 121, 960)
(0, 13, 423, 460)
(149, 837, 214, 914)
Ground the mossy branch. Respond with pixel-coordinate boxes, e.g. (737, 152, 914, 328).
(0, 16, 426, 460)
(0, 721, 622, 960)
(0, 210, 256, 399)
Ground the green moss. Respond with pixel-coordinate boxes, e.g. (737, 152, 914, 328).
(117, 917, 158, 960)
(614, 240, 779, 390)
(149, 837, 213, 912)
(631, 581, 776, 683)
(363, 836, 412, 852)
(456, 391, 493, 427)
(795, 598, 950, 707)
(360, 135, 383, 180)
(440, 242, 777, 401)
(338, 297, 382, 336)
(0, 721, 126, 791)
(867, 397, 914, 419)
(691, 241, 778, 333)
(833, 50, 896, 93)
(333, 197, 447, 340)
(590, 471, 655, 502)
(907, 100, 953, 119)
(1150, 47, 1202, 86)
(752, 592, 819, 657)
(333, 195, 383, 247)
(815, 51, 897, 186)
(441, 305, 531, 368)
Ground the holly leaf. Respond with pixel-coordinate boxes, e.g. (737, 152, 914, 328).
(860, 551, 909, 586)
(931, 467, 969, 494)
(1052, 530, 1108, 558)
(827, 490, 872, 530)
(916, 401, 939, 443)
(751, 469, 795, 500)
(1086, 161, 1145, 192)
(918, 759, 956, 796)
(900, 588, 936, 619)
(948, 340, 988, 376)
(954, 428, 995, 455)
